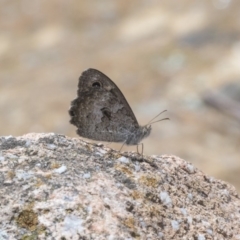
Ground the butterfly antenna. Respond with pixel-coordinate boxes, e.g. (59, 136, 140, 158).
(146, 110, 167, 125)
(147, 117, 169, 126)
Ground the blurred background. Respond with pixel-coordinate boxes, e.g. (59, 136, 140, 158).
(0, 0, 239, 192)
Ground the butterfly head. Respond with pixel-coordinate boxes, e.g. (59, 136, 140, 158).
(141, 125, 152, 139)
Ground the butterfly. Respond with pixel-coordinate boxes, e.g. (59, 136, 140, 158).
(69, 68, 168, 152)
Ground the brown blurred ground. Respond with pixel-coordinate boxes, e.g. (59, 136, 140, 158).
(0, 1, 240, 192)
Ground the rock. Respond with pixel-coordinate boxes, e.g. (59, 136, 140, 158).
(0, 133, 239, 239)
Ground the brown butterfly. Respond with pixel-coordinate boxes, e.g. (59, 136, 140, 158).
(69, 69, 168, 152)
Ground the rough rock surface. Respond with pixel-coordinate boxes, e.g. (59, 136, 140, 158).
(0, 133, 240, 240)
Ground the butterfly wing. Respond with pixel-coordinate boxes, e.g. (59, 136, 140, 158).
(69, 69, 139, 143)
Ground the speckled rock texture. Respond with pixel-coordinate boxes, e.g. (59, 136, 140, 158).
(0, 133, 240, 240)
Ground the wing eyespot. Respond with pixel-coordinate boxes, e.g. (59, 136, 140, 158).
(92, 81, 101, 88)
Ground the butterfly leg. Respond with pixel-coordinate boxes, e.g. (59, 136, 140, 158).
(119, 141, 126, 152)
(136, 143, 144, 156)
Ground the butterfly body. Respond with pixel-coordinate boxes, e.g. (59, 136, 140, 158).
(69, 68, 151, 145)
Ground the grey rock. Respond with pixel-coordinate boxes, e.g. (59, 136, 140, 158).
(0, 133, 239, 239)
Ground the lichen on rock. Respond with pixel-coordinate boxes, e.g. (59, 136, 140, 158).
(0, 133, 240, 239)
